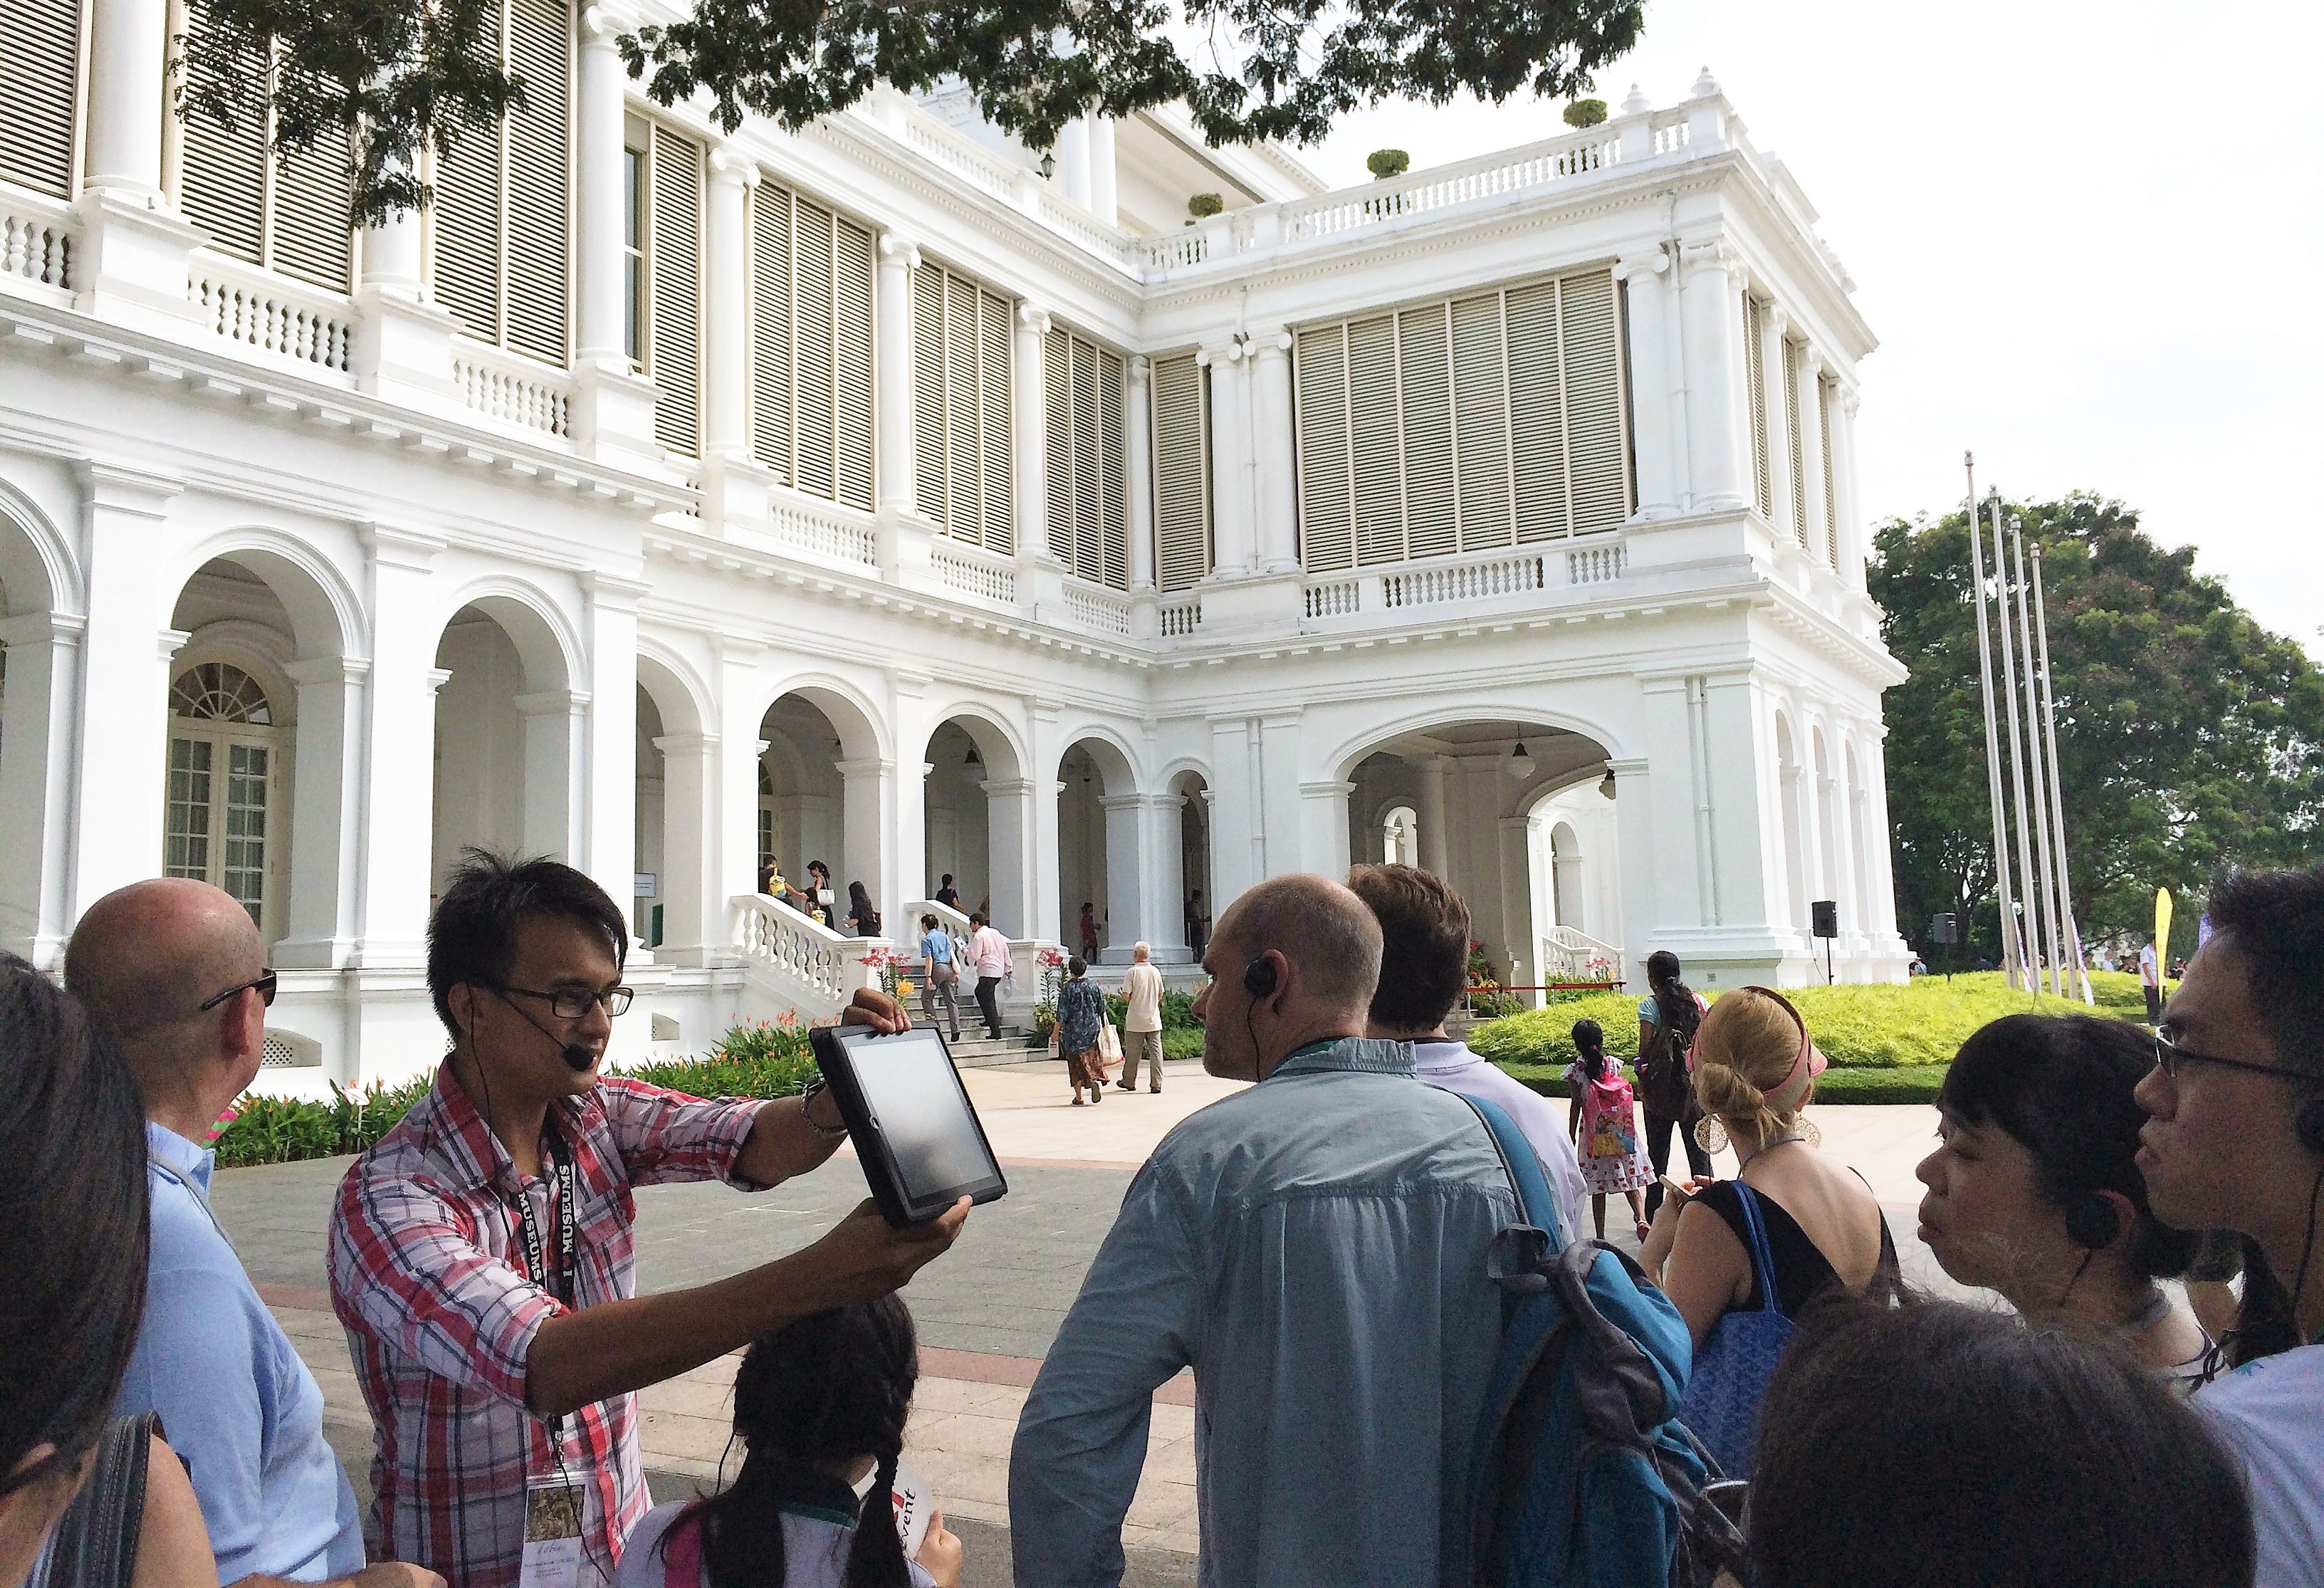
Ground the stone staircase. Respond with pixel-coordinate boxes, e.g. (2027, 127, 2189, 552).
(940, 1029, 1049, 1068)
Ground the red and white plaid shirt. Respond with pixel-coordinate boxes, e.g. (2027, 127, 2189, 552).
(328, 1067, 765, 1587)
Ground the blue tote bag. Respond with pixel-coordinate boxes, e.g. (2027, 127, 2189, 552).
(1673, 1181, 1791, 1478)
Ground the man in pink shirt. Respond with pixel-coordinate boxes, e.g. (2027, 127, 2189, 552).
(966, 910, 1010, 1040)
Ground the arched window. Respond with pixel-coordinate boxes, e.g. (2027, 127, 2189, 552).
(1383, 804, 1420, 867)
(165, 663, 277, 931)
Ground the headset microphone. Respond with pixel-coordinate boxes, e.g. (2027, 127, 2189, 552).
(500, 993, 598, 1072)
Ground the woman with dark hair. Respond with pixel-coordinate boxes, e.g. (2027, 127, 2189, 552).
(1636, 949, 1712, 1217)
(1564, 1018, 1652, 1242)
(846, 882, 881, 939)
(1747, 1300, 2254, 1588)
(0, 958, 214, 1588)
(1916, 1013, 2209, 1386)
(616, 1296, 961, 1588)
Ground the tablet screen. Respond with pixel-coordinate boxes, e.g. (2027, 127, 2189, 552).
(848, 1028, 1000, 1201)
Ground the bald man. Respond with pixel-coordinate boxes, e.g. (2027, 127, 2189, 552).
(1010, 874, 1518, 1588)
(67, 880, 436, 1588)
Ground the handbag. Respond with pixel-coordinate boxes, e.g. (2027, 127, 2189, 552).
(1673, 1181, 1794, 1479)
(28, 1414, 157, 1588)
(1097, 1021, 1123, 1072)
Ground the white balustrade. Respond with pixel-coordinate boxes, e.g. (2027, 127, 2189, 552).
(1381, 552, 1546, 610)
(192, 261, 353, 373)
(1539, 926, 1622, 982)
(765, 496, 879, 568)
(1, 202, 72, 291)
(1567, 542, 1626, 585)
(1304, 578, 1360, 619)
(1062, 579, 1132, 636)
(1138, 231, 1208, 272)
(732, 893, 884, 1003)
(1158, 596, 1203, 637)
(932, 539, 1018, 605)
(452, 343, 572, 437)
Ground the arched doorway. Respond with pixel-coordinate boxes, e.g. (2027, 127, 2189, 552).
(1381, 803, 1419, 867)
(757, 689, 885, 933)
(163, 661, 280, 934)
(1056, 735, 1141, 962)
(0, 506, 79, 966)
(925, 721, 991, 918)
(634, 654, 714, 963)
(432, 597, 577, 898)
(1172, 770, 1210, 962)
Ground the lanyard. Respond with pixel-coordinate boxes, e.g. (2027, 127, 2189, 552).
(511, 1130, 578, 1308)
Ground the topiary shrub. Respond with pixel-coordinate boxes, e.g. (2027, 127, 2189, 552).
(1563, 98, 1608, 129)
(1187, 192, 1225, 219)
(1366, 148, 1410, 179)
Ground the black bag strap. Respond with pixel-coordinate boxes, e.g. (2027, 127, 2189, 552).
(28, 1413, 157, 1588)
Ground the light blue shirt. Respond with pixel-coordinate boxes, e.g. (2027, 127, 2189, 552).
(116, 1122, 363, 1583)
(1009, 1038, 1516, 1588)
(919, 929, 956, 963)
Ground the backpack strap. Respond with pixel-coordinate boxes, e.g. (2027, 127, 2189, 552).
(1457, 1093, 1569, 1261)
(661, 1512, 705, 1588)
(1729, 1181, 1786, 1316)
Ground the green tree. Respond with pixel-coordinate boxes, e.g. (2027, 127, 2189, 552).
(178, 0, 1646, 226)
(1873, 492, 2324, 968)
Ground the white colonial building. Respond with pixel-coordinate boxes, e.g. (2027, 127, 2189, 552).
(0, 0, 1910, 1090)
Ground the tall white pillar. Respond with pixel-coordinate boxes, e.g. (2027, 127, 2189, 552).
(70, 464, 179, 910)
(1615, 253, 1679, 518)
(1680, 239, 1747, 512)
(1298, 780, 1355, 878)
(1760, 301, 1797, 544)
(351, 142, 456, 403)
(980, 776, 1037, 939)
(83, 0, 167, 197)
(1087, 119, 1118, 226)
(1248, 330, 1299, 573)
(652, 732, 718, 961)
(1026, 704, 1063, 942)
(1799, 349, 1832, 570)
(582, 573, 643, 924)
(1608, 756, 1655, 986)
(571, 6, 659, 463)
(876, 236, 920, 513)
(1499, 816, 1537, 988)
(1057, 120, 1092, 211)
(836, 757, 896, 934)
(1151, 793, 1190, 962)
(716, 639, 768, 925)
(1199, 339, 1253, 577)
(0, 612, 83, 968)
(1206, 718, 1258, 904)
(354, 526, 444, 967)
(701, 152, 753, 461)
(1415, 755, 1450, 879)
(276, 657, 366, 968)
(1099, 791, 1147, 962)
(516, 689, 586, 863)
(1833, 386, 1869, 593)
(1012, 305, 1053, 567)
(1125, 356, 1156, 592)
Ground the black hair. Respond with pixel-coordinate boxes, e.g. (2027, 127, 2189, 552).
(809, 861, 829, 878)
(1571, 1018, 1607, 1082)
(919, 915, 938, 931)
(0, 957, 150, 1501)
(1067, 955, 1087, 977)
(426, 850, 629, 1035)
(1749, 1300, 2254, 1588)
(1645, 950, 1701, 1054)
(940, 874, 953, 886)
(968, 911, 988, 929)
(1937, 1013, 2197, 1278)
(676, 1296, 918, 1588)
(1080, 902, 1093, 912)
(848, 882, 876, 921)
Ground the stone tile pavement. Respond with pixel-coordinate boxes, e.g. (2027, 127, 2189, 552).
(219, 1057, 1972, 1587)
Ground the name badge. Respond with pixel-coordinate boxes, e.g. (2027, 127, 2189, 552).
(519, 1476, 586, 1588)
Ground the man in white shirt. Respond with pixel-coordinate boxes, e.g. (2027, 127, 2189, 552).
(1117, 942, 1166, 1094)
(1347, 863, 1589, 1243)
(965, 910, 1010, 1040)
(2134, 864, 2324, 1588)
(2140, 939, 2164, 1025)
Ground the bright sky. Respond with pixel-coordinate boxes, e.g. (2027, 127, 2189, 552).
(1297, 0, 2324, 653)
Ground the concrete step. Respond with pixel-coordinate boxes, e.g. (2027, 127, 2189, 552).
(942, 1031, 1048, 1067)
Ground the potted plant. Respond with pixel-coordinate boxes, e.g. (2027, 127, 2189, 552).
(1366, 148, 1410, 179)
(1562, 99, 1608, 129)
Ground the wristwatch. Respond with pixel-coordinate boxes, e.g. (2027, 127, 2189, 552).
(797, 1076, 850, 1140)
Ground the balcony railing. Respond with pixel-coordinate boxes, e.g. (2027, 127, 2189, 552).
(765, 494, 879, 569)
(1159, 595, 1203, 637)
(1062, 578, 1132, 637)
(932, 537, 1019, 606)
(452, 341, 572, 437)
(1297, 534, 1628, 630)
(0, 189, 71, 293)
(190, 255, 353, 375)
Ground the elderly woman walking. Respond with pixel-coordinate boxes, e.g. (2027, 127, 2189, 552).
(1057, 956, 1108, 1105)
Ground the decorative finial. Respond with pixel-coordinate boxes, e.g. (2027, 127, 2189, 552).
(1691, 66, 1720, 99)
(1622, 83, 1650, 115)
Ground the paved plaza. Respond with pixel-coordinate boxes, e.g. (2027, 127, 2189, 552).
(222, 1060, 1969, 1587)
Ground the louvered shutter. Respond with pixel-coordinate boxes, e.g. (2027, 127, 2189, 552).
(179, 6, 267, 264)
(1152, 354, 1210, 592)
(1818, 377, 1839, 570)
(266, 133, 352, 289)
(1072, 337, 1102, 583)
(792, 202, 835, 498)
(911, 267, 946, 523)
(1743, 293, 1771, 519)
(1294, 327, 1353, 572)
(432, 125, 501, 340)
(1042, 327, 1074, 569)
(0, 0, 78, 197)
(750, 187, 794, 479)
(1347, 314, 1403, 565)
(503, 0, 569, 362)
(1782, 336, 1807, 546)
(1398, 305, 1455, 562)
(649, 126, 701, 455)
(1560, 270, 1629, 536)
(1506, 279, 1569, 541)
(977, 291, 1011, 552)
(945, 276, 980, 539)
(832, 219, 874, 511)
(1099, 349, 1127, 590)
(1450, 293, 1512, 550)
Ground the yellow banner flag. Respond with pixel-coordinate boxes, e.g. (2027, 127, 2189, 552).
(2155, 888, 2174, 982)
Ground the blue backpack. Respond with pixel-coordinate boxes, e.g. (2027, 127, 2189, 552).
(1450, 1097, 1749, 1588)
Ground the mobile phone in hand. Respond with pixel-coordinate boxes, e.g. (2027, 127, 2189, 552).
(1659, 1174, 1697, 1204)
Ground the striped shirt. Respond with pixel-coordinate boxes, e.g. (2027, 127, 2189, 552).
(328, 1067, 764, 1587)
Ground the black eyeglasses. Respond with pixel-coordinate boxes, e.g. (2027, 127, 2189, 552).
(199, 971, 278, 1013)
(2152, 1032, 2308, 1085)
(501, 984, 634, 1020)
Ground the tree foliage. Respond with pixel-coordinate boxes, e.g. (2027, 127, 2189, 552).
(177, 0, 1645, 227)
(1872, 493, 2324, 966)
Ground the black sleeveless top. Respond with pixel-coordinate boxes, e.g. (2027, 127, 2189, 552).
(1695, 1179, 1901, 1318)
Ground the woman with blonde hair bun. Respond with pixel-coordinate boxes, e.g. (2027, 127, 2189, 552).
(1639, 986, 1899, 1477)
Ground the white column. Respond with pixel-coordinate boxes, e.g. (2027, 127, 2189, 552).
(570, 6, 659, 463)
(1248, 330, 1298, 573)
(701, 151, 753, 461)
(1833, 386, 1869, 594)
(1499, 817, 1537, 989)
(1608, 756, 1655, 986)
(716, 640, 767, 928)
(1125, 356, 1156, 592)
(1415, 755, 1450, 879)
(980, 776, 1037, 940)
(582, 573, 644, 923)
(1088, 119, 1119, 226)
(1760, 301, 1796, 543)
(1199, 338, 1253, 577)
(354, 526, 444, 966)
(0, 613, 84, 968)
(1151, 793, 1190, 962)
(876, 235, 920, 513)
(1257, 714, 1302, 879)
(652, 732, 717, 961)
(350, 142, 456, 402)
(1026, 704, 1063, 941)
(1799, 349, 1832, 569)
(83, 0, 167, 197)
(1099, 791, 1147, 963)
(1680, 239, 1747, 512)
(1206, 718, 1258, 904)
(1012, 305, 1053, 566)
(70, 465, 179, 910)
(515, 689, 586, 864)
(1057, 120, 1093, 211)
(836, 757, 896, 933)
(275, 657, 366, 968)
(890, 676, 932, 922)
(1615, 253, 1679, 518)
(1298, 780, 1355, 878)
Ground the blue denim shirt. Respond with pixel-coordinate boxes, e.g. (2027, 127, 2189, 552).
(1009, 1038, 1517, 1587)
(116, 1124, 364, 1582)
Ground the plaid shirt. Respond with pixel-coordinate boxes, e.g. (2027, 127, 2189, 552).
(328, 1067, 765, 1587)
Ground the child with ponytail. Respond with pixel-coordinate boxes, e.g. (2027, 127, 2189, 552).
(614, 1295, 963, 1588)
(1565, 1018, 1655, 1242)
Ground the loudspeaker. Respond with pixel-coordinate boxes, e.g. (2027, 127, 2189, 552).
(1243, 956, 1279, 998)
(1811, 901, 1839, 939)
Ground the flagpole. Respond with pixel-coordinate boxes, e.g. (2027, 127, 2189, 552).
(1989, 489, 2043, 992)
(2031, 543, 2093, 1003)
(2009, 516, 2062, 996)
(1964, 456, 2022, 988)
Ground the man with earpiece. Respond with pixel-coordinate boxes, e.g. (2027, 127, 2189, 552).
(2135, 863, 2324, 1588)
(330, 852, 968, 1588)
(1010, 873, 1516, 1588)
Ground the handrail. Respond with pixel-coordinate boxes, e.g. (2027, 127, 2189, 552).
(0, 189, 73, 293)
(451, 340, 572, 437)
(189, 252, 355, 375)
(731, 892, 884, 1002)
(900, 898, 973, 939)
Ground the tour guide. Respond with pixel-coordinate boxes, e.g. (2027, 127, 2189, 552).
(329, 852, 968, 1587)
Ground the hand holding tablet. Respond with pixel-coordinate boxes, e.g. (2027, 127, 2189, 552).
(809, 1024, 1010, 1227)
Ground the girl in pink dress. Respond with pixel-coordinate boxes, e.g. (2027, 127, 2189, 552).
(1564, 1018, 1654, 1241)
